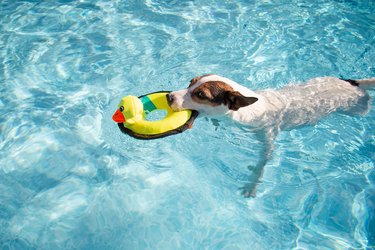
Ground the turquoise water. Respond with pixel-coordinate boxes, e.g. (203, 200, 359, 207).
(1, 0, 375, 249)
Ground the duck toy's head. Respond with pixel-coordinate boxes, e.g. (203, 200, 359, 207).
(112, 95, 144, 125)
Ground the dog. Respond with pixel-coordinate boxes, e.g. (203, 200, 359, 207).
(167, 74, 374, 196)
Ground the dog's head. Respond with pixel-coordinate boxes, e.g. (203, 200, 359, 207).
(167, 74, 258, 115)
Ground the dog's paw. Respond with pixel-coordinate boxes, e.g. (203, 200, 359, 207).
(241, 189, 256, 198)
(239, 182, 258, 198)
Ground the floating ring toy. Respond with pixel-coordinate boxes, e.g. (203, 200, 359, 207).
(112, 91, 198, 140)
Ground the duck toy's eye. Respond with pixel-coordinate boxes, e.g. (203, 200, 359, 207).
(119, 106, 124, 112)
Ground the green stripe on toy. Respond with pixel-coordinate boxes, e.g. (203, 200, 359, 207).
(141, 95, 157, 113)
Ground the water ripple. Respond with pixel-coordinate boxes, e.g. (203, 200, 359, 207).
(1, 0, 375, 249)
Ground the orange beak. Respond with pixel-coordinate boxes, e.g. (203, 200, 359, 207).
(112, 109, 125, 123)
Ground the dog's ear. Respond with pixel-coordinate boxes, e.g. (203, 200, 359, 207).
(189, 77, 200, 87)
(224, 91, 258, 111)
(189, 74, 213, 87)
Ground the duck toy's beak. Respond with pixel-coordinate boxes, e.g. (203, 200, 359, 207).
(112, 109, 125, 123)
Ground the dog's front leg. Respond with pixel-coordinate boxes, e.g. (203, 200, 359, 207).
(241, 127, 278, 197)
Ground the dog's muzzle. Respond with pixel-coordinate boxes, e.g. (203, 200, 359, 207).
(166, 93, 174, 107)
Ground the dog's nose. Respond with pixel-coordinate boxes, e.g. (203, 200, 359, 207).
(166, 93, 174, 104)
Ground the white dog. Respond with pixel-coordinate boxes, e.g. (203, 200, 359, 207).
(167, 74, 374, 196)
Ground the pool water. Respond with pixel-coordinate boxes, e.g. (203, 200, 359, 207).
(1, 0, 374, 249)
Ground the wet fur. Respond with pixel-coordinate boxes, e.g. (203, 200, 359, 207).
(169, 75, 374, 197)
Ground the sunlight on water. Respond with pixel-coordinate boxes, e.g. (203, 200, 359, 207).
(1, 0, 374, 249)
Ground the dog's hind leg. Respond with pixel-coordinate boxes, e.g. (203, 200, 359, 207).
(241, 127, 278, 197)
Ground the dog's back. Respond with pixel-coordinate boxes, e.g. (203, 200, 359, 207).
(259, 77, 372, 130)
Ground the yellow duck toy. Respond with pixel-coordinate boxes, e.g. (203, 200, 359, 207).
(112, 91, 198, 139)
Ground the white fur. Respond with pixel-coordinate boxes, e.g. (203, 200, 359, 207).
(171, 75, 371, 130)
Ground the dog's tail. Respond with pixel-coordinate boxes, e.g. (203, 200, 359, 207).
(342, 78, 375, 89)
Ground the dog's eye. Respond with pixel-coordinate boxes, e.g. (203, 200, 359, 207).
(197, 91, 206, 99)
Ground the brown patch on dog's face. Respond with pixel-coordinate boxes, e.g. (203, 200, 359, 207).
(191, 81, 258, 111)
(191, 81, 234, 106)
